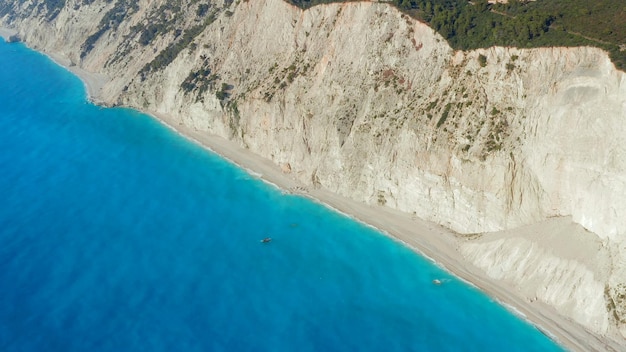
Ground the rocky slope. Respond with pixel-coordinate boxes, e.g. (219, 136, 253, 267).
(2, 0, 626, 343)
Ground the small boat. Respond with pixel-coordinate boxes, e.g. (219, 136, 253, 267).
(260, 237, 272, 243)
(432, 279, 442, 285)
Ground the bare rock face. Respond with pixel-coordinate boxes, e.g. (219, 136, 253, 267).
(2, 0, 626, 341)
(459, 218, 615, 335)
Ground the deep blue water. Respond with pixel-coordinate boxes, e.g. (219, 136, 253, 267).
(0, 40, 564, 351)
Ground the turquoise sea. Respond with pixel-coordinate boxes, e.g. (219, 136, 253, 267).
(0, 40, 563, 351)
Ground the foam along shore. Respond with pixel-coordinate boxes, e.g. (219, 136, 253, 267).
(149, 111, 619, 352)
(1, 27, 109, 103)
(7, 29, 621, 352)
(46, 51, 109, 104)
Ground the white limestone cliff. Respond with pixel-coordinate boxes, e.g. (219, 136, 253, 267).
(2, 0, 626, 343)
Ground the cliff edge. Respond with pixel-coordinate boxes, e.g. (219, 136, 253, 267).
(2, 0, 626, 345)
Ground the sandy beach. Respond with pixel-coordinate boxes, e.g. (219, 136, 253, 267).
(2, 27, 621, 351)
(46, 52, 108, 104)
(1, 27, 108, 103)
(0, 27, 16, 41)
(149, 111, 617, 352)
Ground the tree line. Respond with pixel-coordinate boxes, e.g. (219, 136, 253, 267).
(288, 0, 625, 70)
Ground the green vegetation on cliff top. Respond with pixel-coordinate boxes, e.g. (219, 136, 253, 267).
(289, 0, 626, 70)
(1, 0, 624, 70)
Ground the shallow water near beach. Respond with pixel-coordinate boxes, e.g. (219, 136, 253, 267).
(0, 40, 563, 351)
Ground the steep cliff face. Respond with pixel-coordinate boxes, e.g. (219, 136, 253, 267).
(2, 0, 626, 341)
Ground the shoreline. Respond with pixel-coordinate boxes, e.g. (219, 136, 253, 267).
(3, 29, 620, 352)
(147, 113, 615, 352)
(45, 52, 109, 104)
(0, 27, 108, 103)
(0, 27, 17, 41)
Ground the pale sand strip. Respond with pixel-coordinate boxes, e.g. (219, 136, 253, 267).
(149, 112, 619, 352)
(45, 52, 108, 104)
(1, 27, 108, 103)
(0, 27, 17, 41)
(4, 28, 620, 351)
